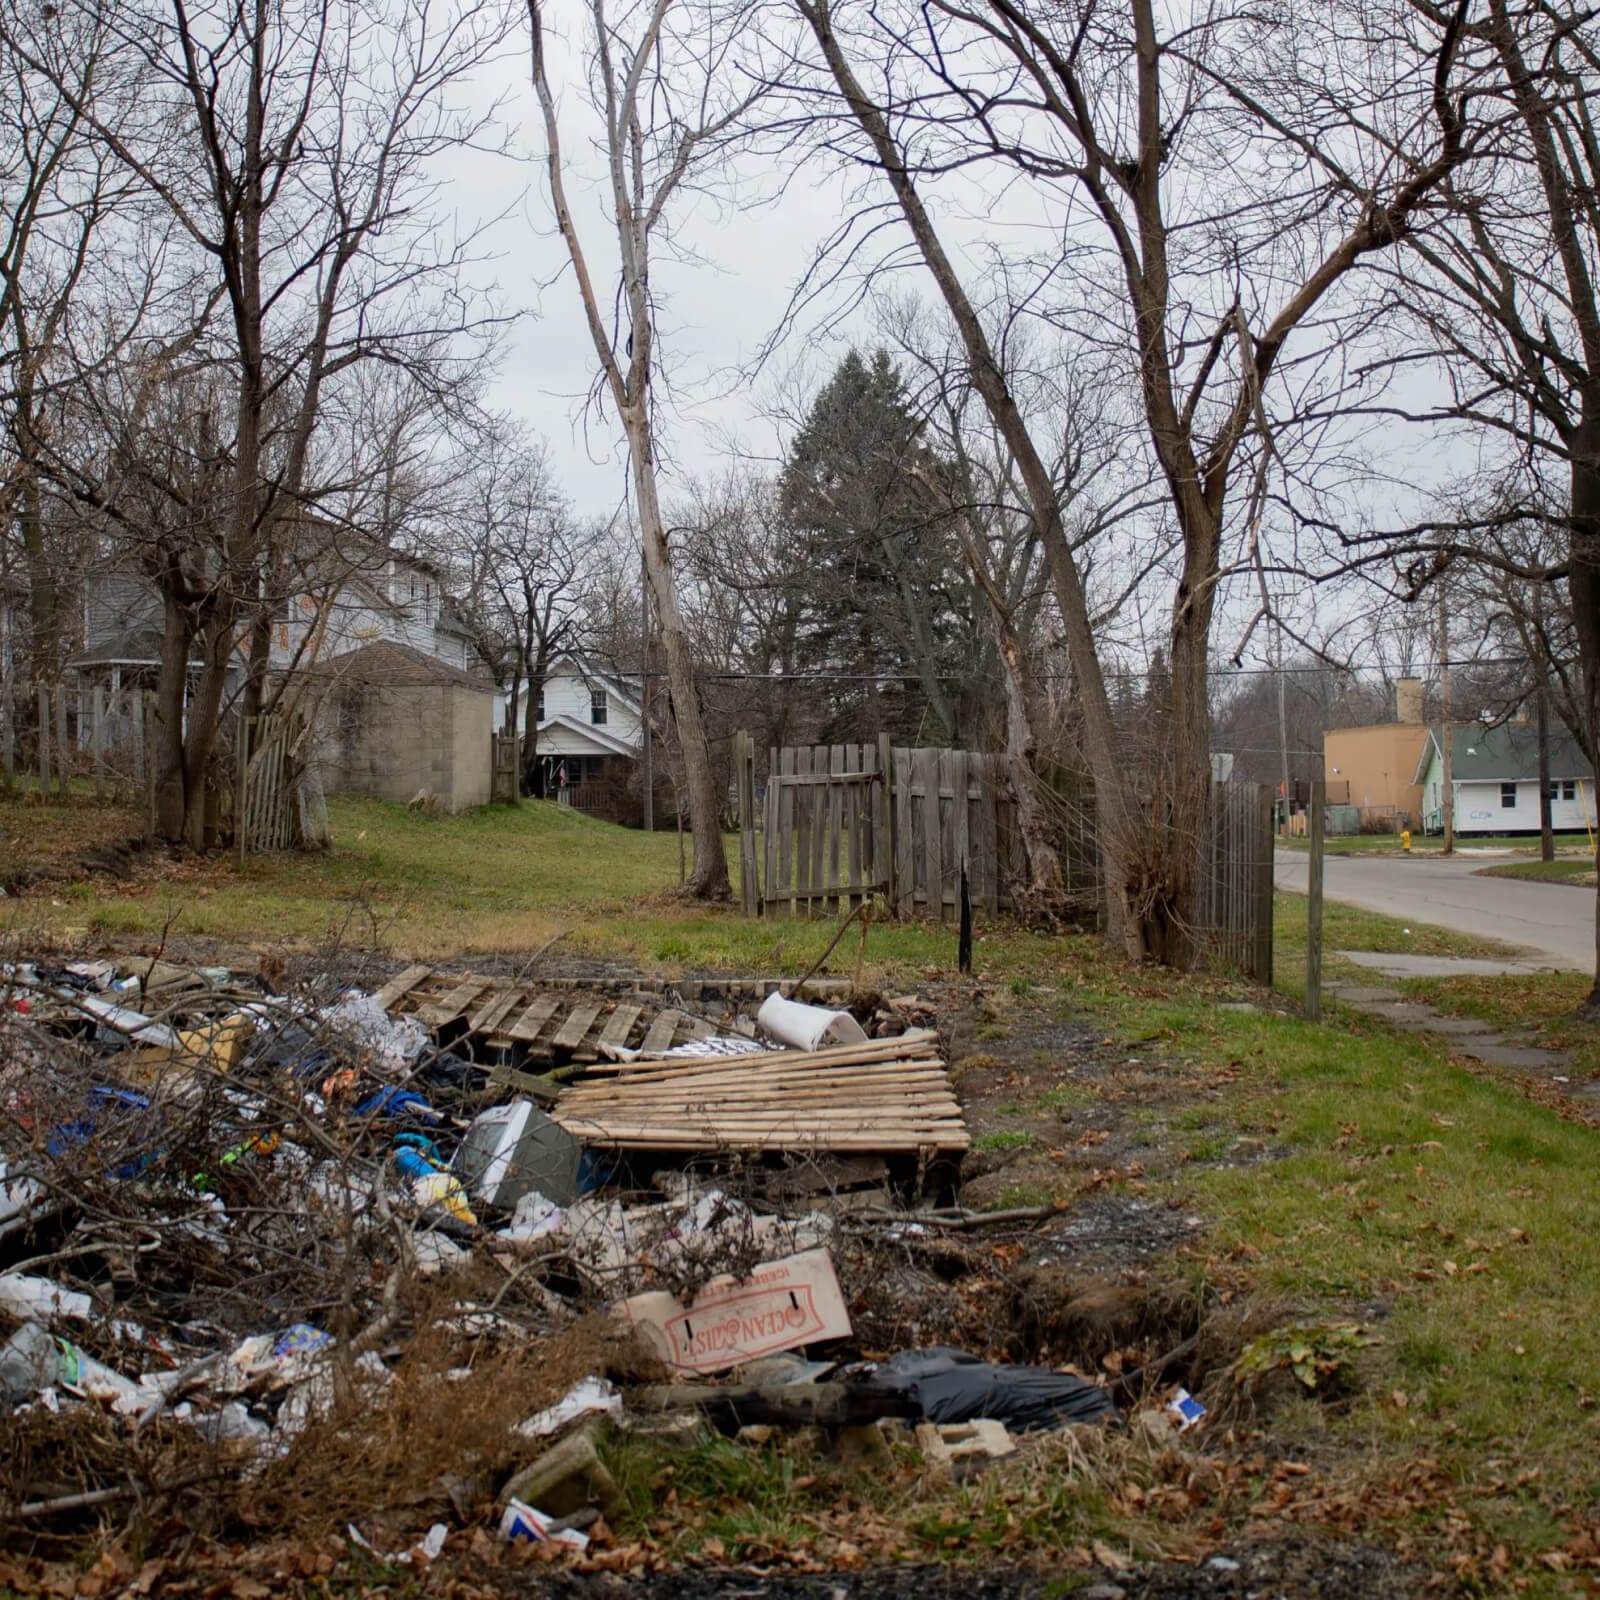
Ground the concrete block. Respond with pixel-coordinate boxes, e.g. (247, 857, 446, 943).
(500, 1423, 621, 1518)
(914, 1418, 1016, 1472)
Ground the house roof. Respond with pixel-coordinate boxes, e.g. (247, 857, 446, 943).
(71, 626, 166, 668)
(313, 638, 494, 692)
(1413, 722, 1594, 785)
(547, 652, 643, 714)
(539, 713, 640, 759)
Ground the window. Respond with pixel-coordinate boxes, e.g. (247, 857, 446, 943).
(1501, 782, 1517, 809)
(535, 688, 545, 721)
(1564, 780, 1577, 801)
(590, 687, 607, 726)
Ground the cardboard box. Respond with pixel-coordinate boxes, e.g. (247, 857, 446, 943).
(618, 1247, 852, 1374)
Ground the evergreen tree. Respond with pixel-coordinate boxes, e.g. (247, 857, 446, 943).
(779, 350, 981, 744)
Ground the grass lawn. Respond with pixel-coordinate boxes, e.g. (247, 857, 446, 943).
(1274, 887, 1525, 964)
(1479, 859, 1598, 887)
(2, 793, 1066, 982)
(1281, 831, 1592, 855)
(9, 792, 1600, 1588)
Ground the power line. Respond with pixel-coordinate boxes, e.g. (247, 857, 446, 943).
(695, 656, 1543, 685)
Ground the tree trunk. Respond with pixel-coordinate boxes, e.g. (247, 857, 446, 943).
(1568, 430, 1600, 1014)
(798, 0, 1134, 949)
(523, 643, 549, 795)
(943, 496, 1061, 899)
(628, 410, 729, 898)
(180, 615, 235, 849)
(153, 593, 191, 844)
(1155, 549, 1219, 968)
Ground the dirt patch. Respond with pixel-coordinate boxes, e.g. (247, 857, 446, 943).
(0, 800, 148, 894)
(423, 1535, 1426, 1598)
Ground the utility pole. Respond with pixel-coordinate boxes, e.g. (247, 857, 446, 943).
(641, 553, 653, 832)
(1438, 578, 1454, 855)
(1533, 580, 1554, 861)
(1276, 610, 1291, 835)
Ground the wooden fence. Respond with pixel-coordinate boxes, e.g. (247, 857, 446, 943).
(736, 735, 1274, 982)
(738, 736, 1021, 921)
(0, 679, 150, 799)
(491, 732, 520, 804)
(1204, 781, 1274, 983)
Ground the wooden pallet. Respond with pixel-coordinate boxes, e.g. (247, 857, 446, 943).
(552, 1030, 969, 1155)
(371, 966, 717, 1063)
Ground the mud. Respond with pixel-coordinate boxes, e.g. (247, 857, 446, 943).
(502, 1536, 1425, 1598)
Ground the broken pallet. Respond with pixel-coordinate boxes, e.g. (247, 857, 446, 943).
(552, 1030, 969, 1155)
(371, 966, 717, 1064)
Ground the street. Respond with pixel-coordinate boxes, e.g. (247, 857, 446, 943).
(1273, 849, 1597, 972)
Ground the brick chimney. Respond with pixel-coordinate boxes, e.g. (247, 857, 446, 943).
(1396, 676, 1424, 725)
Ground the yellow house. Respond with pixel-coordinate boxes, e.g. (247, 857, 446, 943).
(1322, 678, 1428, 829)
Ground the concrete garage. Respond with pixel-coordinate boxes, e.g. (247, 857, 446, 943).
(312, 639, 494, 812)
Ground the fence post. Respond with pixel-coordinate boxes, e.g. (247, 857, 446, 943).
(238, 714, 252, 863)
(736, 731, 760, 916)
(92, 687, 105, 802)
(36, 684, 50, 795)
(54, 685, 68, 797)
(1305, 780, 1325, 1020)
(1, 668, 13, 794)
(1253, 784, 1274, 984)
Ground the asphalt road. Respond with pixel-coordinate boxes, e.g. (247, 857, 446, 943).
(1274, 849, 1596, 972)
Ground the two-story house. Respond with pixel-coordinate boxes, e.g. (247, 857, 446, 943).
(504, 654, 646, 817)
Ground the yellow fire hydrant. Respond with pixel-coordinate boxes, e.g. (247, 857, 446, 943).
(1400, 829, 1412, 854)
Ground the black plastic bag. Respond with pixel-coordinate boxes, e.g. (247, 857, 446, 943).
(855, 1346, 1116, 1430)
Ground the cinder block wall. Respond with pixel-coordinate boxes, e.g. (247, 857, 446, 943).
(317, 682, 492, 811)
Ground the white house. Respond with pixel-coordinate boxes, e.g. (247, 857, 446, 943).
(499, 654, 645, 806)
(75, 532, 480, 691)
(1414, 722, 1595, 835)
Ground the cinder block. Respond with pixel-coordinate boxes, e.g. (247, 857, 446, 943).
(915, 1418, 1016, 1471)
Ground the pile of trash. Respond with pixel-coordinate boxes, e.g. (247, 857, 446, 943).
(0, 955, 1162, 1561)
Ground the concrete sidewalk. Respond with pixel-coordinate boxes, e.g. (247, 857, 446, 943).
(1275, 849, 1594, 972)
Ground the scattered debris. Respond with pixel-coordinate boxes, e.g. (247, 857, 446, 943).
(553, 1030, 970, 1155)
(0, 951, 1131, 1573)
(620, 1246, 854, 1373)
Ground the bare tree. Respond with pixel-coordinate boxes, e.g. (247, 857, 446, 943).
(1370, 1, 1600, 1003)
(21, 0, 512, 846)
(526, 0, 753, 898)
(0, 2, 144, 684)
(458, 428, 584, 789)
(781, 0, 1478, 963)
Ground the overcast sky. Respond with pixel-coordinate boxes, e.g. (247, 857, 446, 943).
(432, 11, 1480, 681)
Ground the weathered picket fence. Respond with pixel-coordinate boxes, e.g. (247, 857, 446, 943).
(735, 734, 1275, 982)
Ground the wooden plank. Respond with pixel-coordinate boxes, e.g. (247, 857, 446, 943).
(507, 995, 562, 1043)
(373, 963, 434, 1010)
(976, 754, 1000, 914)
(810, 745, 829, 911)
(793, 745, 812, 916)
(92, 686, 105, 802)
(829, 743, 845, 910)
(638, 1008, 684, 1055)
(951, 748, 971, 914)
(470, 987, 526, 1036)
(778, 747, 796, 919)
(921, 748, 944, 920)
(54, 681, 68, 796)
(876, 734, 894, 913)
(416, 974, 493, 1027)
(551, 1001, 605, 1052)
(764, 746, 779, 921)
(598, 1002, 644, 1050)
